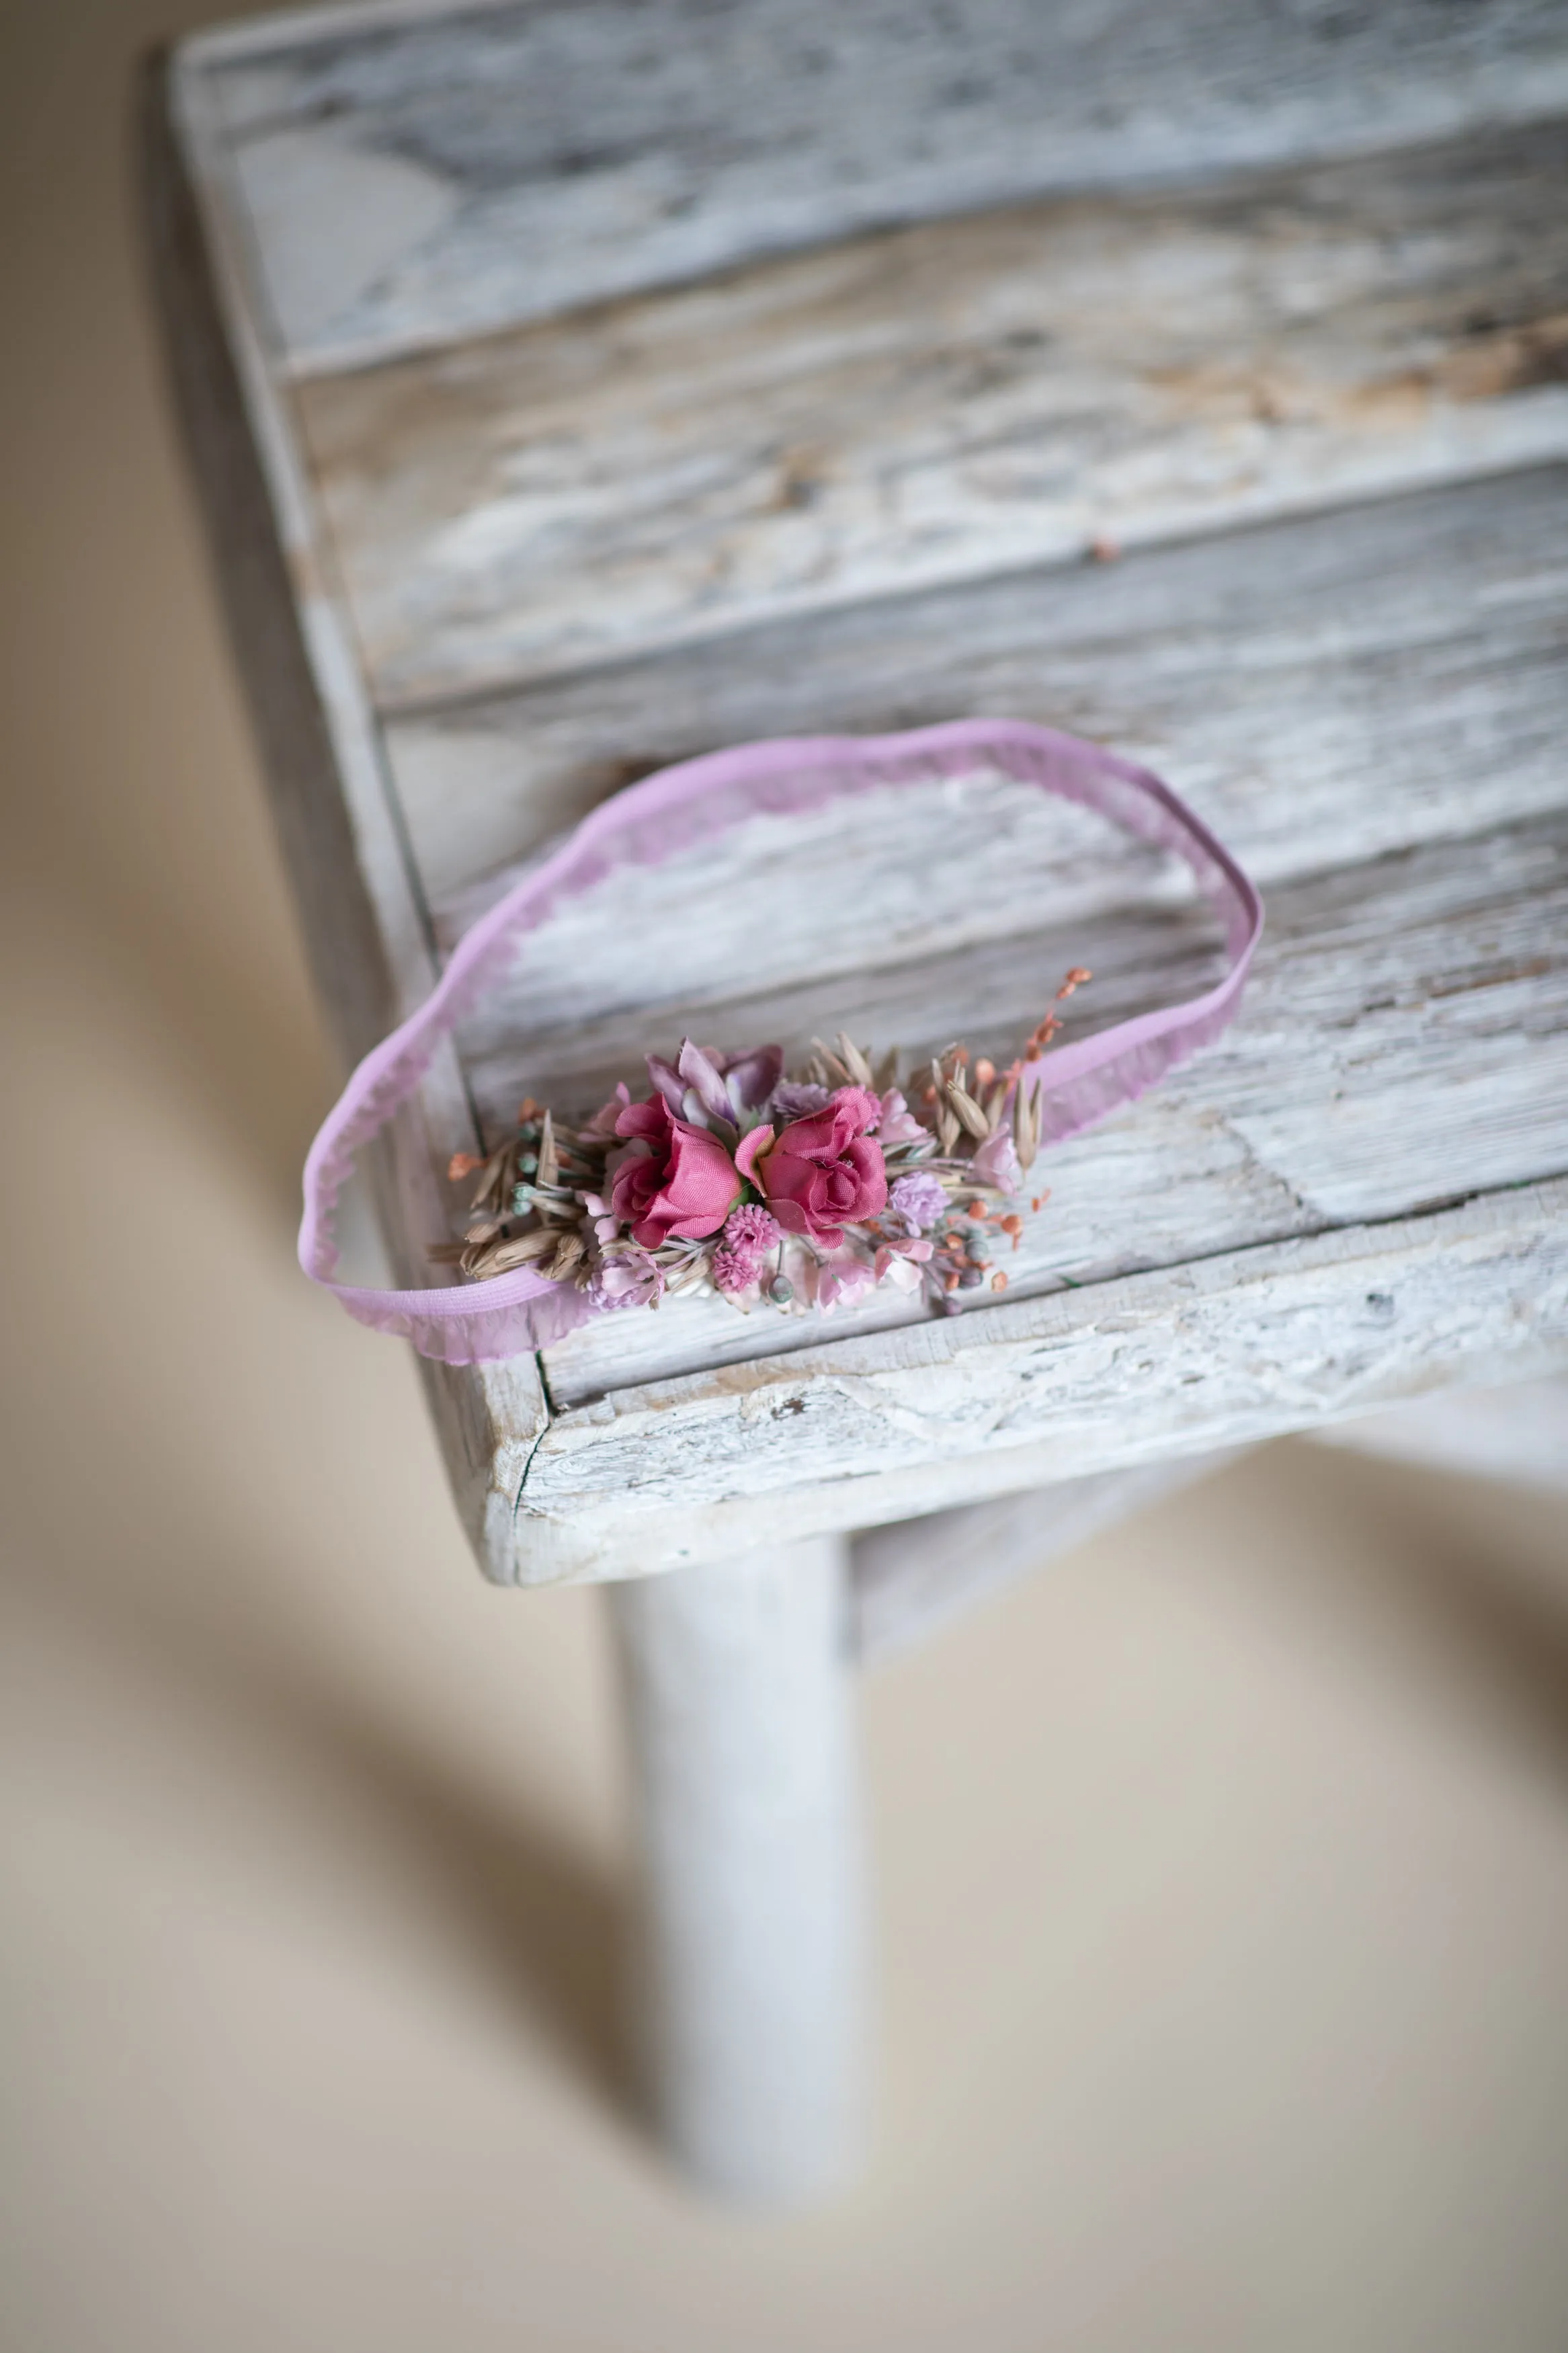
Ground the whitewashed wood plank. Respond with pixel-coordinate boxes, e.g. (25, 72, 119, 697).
(157, 24, 1568, 1596)
(851, 1451, 1247, 1667)
(190, 0, 1568, 372)
(857, 1371, 1568, 1663)
(507, 806, 1568, 1403)
(147, 56, 552, 1574)
(295, 127, 1568, 705)
(458, 785, 1212, 1086)
(503, 1180, 1568, 1584)
(390, 467, 1568, 922)
(854, 1371, 1568, 1663)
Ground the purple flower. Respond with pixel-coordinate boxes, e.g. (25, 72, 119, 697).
(587, 1248, 665, 1311)
(718, 1045, 784, 1113)
(889, 1169, 948, 1233)
(647, 1039, 784, 1128)
(769, 1080, 831, 1123)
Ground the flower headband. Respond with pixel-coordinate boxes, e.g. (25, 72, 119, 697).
(300, 721, 1262, 1365)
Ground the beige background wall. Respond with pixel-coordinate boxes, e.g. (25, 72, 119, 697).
(3, 5, 1567, 2348)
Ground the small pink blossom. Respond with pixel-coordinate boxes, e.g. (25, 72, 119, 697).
(577, 1191, 620, 1244)
(814, 1254, 878, 1311)
(968, 1128, 1024, 1193)
(874, 1088, 928, 1147)
(711, 1203, 782, 1294)
(710, 1246, 755, 1295)
(583, 1082, 631, 1137)
(725, 1203, 782, 1255)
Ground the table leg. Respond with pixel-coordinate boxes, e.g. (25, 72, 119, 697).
(606, 1534, 866, 2200)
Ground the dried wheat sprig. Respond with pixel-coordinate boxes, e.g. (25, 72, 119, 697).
(835, 1032, 876, 1088)
(943, 1076, 991, 1142)
(1012, 1076, 1042, 1170)
(811, 1036, 854, 1086)
(463, 1227, 561, 1279)
(546, 1231, 587, 1281)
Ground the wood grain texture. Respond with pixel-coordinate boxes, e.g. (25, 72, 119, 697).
(145, 55, 551, 1575)
(854, 1370, 1567, 1663)
(505, 1180, 1568, 1584)
(516, 805, 1568, 1402)
(395, 465, 1568, 932)
(297, 127, 1568, 705)
(159, 5, 1568, 1589)
(190, 0, 1568, 372)
(406, 471, 1568, 1402)
(141, 54, 399, 1068)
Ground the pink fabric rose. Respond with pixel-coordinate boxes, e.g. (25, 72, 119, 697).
(749, 1086, 887, 1246)
(609, 1094, 742, 1247)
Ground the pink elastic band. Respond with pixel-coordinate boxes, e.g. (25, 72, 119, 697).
(300, 721, 1263, 1363)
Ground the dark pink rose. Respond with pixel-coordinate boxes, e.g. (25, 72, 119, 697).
(609, 1093, 742, 1247)
(753, 1086, 887, 1245)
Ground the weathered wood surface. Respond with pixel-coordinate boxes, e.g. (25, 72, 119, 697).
(397, 468, 1568, 922)
(155, 0, 1568, 2221)
(297, 128, 1568, 705)
(519, 805, 1568, 1400)
(191, 0, 1568, 373)
(145, 58, 551, 1581)
(503, 1181, 1568, 1585)
(853, 1367, 1568, 1665)
(156, 3, 1568, 1588)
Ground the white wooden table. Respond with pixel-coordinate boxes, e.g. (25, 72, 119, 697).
(145, 0, 1568, 2200)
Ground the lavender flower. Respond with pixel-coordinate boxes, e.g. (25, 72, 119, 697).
(889, 1169, 948, 1234)
(769, 1080, 831, 1123)
(647, 1040, 785, 1127)
(587, 1248, 665, 1311)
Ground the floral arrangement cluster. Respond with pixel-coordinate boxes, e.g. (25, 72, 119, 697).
(434, 972, 1089, 1318)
